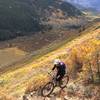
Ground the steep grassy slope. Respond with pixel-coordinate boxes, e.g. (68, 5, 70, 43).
(0, 28, 83, 73)
(0, 87, 16, 100)
(0, 0, 83, 41)
(0, 21, 100, 98)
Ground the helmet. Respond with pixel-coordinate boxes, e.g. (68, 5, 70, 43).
(53, 59, 61, 65)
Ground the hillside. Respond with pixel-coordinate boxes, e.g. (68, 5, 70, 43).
(0, 24, 88, 71)
(0, 0, 83, 41)
(0, 20, 100, 99)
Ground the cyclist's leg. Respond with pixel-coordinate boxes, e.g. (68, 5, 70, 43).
(55, 72, 61, 85)
(56, 73, 64, 85)
(59, 74, 64, 81)
(59, 73, 66, 85)
(56, 72, 59, 81)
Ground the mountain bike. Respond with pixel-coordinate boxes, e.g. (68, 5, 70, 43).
(41, 72, 69, 97)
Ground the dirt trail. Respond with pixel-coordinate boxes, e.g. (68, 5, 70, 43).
(22, 81, 100, 100)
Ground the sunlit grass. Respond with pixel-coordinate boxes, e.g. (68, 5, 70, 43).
(0, 23, 100, 96)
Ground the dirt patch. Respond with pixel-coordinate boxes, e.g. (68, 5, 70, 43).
(0, 47, 27, 68)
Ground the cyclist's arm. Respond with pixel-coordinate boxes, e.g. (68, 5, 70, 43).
(52, 65, 56, 71)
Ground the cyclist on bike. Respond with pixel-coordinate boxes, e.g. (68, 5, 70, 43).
(52, 59, 66, 84)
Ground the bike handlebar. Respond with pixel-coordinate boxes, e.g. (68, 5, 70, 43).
(47, 71, 52, 75)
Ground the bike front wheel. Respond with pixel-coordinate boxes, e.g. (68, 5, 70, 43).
(41, 82, 54, 97)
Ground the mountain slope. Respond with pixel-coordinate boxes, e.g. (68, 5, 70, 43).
(0, 20, 100, 99)
(0, 0, 82, 41)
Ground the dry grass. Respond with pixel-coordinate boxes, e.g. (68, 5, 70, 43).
(0, 87, 16, 100)
(0, 22, 100, 98)
(25, 25, 100, 95)
(25, 74, 49, 94)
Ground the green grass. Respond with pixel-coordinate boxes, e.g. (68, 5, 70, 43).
(0, 0, 40, 40)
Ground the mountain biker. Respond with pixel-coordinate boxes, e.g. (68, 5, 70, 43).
(52, 59, 66, 84)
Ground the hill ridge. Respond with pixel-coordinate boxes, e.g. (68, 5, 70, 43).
(0, 0, 82, 41)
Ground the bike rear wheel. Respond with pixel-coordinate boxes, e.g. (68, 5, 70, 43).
(41, 82, 54, 97)
(60, 75, 69, 88)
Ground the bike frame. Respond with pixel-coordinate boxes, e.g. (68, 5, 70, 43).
(48, 72, 69, 87)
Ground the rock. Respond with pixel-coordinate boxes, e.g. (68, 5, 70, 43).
(44, 97, 50, 100)
(50, 95, 56, 100)
(64, 96, 69, 100)
(52, 87, 61, 96)
(56, 98, 61, 100)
